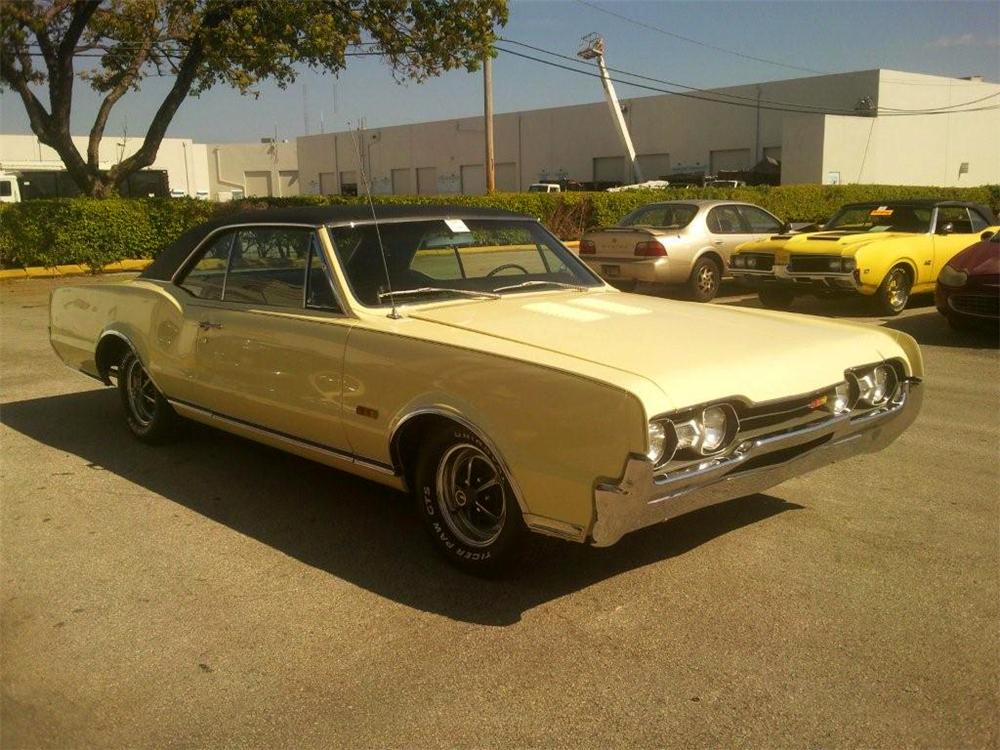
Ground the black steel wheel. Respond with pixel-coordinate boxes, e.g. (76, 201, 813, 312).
(117, 351, 180, 443)
(413, 424, 525, 573)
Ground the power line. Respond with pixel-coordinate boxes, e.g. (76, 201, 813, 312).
(572, 0, 998, 88)
(572, 0, 825, 75)
(499, 37, 1000, 115)
(494, 45, 1000, 117)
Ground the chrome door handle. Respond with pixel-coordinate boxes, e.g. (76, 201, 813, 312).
(713, 240, 724, 246)
(198, 320, 222, 330)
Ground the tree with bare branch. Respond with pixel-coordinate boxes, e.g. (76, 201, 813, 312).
(1, 0, 506, 197)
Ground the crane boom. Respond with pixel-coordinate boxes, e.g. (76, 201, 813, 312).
(578, 34, 643, 184)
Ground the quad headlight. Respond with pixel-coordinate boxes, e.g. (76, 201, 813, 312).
(646, 421, 668, 464)
(649, 404, 738, 466)
(829, 382, 852, 414)
(730, 255, 746, 268)
(847, 363, 899, 408)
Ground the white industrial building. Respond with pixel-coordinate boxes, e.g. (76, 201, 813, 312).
(296, 68, 999, 194)
(1, 68, 997, 199)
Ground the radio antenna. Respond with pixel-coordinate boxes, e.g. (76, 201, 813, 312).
(349, 123, 399, 319)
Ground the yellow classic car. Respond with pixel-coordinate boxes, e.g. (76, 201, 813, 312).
(50, 206, 924, 572)
(730, 200, 999, 315)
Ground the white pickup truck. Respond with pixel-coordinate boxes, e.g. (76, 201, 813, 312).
(0, 172, 22, 203)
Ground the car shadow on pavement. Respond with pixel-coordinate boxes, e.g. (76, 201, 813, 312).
(880, 309, 999, 350)
(2, 389, 801, 626)
(717, 289, 941, 317)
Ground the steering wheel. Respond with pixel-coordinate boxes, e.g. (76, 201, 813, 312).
(486, 263, 530, 277)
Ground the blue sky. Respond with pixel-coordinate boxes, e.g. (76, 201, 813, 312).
(2, 0, 998, 143)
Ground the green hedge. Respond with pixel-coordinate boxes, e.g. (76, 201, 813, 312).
(2, 184, 998, 270)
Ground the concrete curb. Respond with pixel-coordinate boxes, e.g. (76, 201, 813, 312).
(0, 259, 151, 281)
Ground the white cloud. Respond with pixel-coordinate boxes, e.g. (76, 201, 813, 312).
(927, 33, 1000, 49)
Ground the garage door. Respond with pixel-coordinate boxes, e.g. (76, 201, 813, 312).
(244, 171, 272, 197)
(495, 162, 517, 191)
(319, 172, 337, 195)
(278, 170, 299, 196)
(391, 168, 412, 195)
(461, 164, 485, 194)
(594, 156, 625, 183)
(710, 149, 751, 173)
(416, 167, 437, 195)
(637, 153, 671, 180)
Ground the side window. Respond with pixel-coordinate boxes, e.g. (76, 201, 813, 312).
(179, 230, 234, 301)
(306, 241, 342, 311)
(738, 205, 783, 233)
(969, 210, 989, 233)
(224, 227, 313, 307)
(936, 207, 974, 235)
(706, 205, 747, 234)
(0, 181, 12, 197)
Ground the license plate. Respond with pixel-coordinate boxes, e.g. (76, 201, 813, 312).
(602, 264, 620, 277)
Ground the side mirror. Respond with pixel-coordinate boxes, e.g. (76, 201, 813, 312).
(936, 222, 955, 236)
(781, 222, 792, 234)
(981, 230, 996, 241)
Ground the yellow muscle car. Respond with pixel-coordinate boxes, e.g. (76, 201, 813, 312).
(730, 200, 999, 315)
(50, 206, 924, 572)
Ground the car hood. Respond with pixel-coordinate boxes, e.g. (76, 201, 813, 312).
(738, 230, 917, 261)
(949, 240, 1000, 276)
(407, 290, 912, 412)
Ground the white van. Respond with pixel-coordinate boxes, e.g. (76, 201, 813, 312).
(528, 182, 561, 193)
(0, 173, 21, 203)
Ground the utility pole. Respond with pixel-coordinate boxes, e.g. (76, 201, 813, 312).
(483, 52, 495, 193)
(578, 34, 643, 184)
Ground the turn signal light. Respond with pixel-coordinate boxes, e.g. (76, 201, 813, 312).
(579, 239, 597, 255)
(634, 240, 667, 257)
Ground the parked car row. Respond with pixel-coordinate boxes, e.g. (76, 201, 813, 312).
(50, 204, 925, 572)
(578, 198, 999, 325)
(730, 200, 998, 315)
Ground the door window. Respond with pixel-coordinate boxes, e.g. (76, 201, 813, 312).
(306, 240, 341, 311)
(969, 210, 989, 233)
(179, 230, 235, 301)
(737, 205, 783, 233)
(224, 227, 313, 307)
(936, 207, 975, 235)
(706, 205, 747, 234)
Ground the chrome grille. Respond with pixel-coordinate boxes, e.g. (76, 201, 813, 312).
(950, 294, 999, 318)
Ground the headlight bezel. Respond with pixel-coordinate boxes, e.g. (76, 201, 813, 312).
(648, 403, 739, 467)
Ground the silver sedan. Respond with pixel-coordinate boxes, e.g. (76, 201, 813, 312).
(578, 200, 788, 302)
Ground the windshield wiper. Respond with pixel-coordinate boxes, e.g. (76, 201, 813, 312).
(377, 287, 500, 302)
(491, 280, 589, 293)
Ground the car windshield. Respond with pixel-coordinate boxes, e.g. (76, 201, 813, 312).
(826, 204, 932, 233)
(619, 204, 697, 229)
(328, 218, 602, 307)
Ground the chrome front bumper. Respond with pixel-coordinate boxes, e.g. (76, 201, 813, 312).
(732, 265, 863, 292)
(589, 381, 922, 547)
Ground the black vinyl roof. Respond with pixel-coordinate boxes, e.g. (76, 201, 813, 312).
(140, 204, 531, 281)
(838, 200, 997, 223)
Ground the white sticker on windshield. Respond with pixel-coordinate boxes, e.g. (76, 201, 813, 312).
(444, 219, 470, 234)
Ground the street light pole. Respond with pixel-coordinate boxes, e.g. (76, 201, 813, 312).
(484, 52, 495, 193)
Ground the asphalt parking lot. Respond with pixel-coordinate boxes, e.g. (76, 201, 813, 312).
(2, 275, 997, 749)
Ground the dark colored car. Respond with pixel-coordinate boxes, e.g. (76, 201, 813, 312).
(935, 232, 999, 331)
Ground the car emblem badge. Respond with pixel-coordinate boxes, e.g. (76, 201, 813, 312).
(809, 395, 828, 410)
